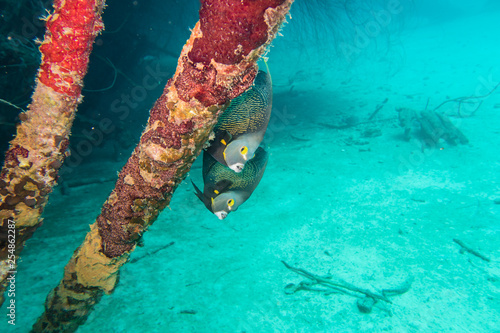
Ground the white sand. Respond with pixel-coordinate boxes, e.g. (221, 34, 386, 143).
(2, 7, 499, 333)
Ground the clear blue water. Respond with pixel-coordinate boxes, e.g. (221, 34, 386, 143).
(1, 0, 499, 332)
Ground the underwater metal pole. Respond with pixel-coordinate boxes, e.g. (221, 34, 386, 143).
(32, 1, 294, 332)
(0, 0, 105, 306)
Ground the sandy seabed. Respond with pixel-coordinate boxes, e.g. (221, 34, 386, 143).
(2, 10, 499, 333)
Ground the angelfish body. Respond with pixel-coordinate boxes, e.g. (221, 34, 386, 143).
(192, 147, 268, 220)
(206, 70, 272, 173)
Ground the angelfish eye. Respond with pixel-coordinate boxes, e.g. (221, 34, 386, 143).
(227, 199, 234, 207)
(240, 146, 248, 155)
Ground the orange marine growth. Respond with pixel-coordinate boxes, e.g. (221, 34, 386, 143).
(38, 0, 104, 97)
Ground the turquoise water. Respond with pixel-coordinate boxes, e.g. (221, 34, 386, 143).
(1, 0, 499, 332)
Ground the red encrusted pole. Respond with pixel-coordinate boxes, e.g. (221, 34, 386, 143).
(0, 0, 105, 306)
(33, 0, 294, 331)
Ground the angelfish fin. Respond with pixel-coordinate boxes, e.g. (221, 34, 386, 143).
(191, 180, 213, 212)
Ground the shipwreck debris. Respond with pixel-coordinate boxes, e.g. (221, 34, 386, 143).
(453, 238, 490, 263)
(397, 107, 469, 147)
(433, 81, 500, 118)
(282, 260, 413, 315)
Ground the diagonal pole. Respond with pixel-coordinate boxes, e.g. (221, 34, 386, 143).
(0, 0, 105, 306)
(32, 1, 294, 332)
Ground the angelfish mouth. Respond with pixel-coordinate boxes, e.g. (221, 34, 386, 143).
(230, 163, 244, 173)
(215, 211, 228, 220)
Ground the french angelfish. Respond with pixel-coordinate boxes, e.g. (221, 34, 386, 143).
(192, 147, 268, 220)
(206, 70, 272, 173)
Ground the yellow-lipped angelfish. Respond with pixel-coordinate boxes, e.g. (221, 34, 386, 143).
(192, 147, 268, 220)
(206, 70, 272, 173)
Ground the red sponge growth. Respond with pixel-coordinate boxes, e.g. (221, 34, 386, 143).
(38, 0, 104, 97)
(189, 0, 286, 65)
(175, 59, 257, 106)
(175, 0, 285, 106)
